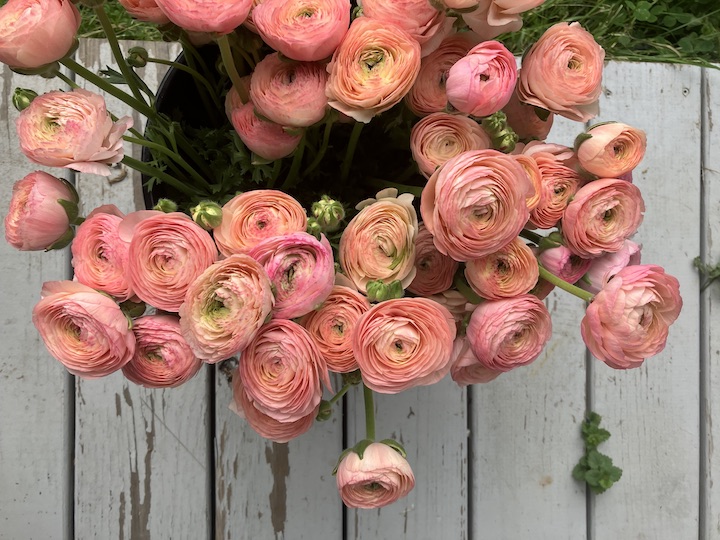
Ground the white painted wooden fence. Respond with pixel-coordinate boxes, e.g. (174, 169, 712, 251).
(0, 40, 717, 540)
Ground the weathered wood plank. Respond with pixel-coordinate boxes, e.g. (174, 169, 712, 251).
(591, 62, 701, 539)
(0, 66, 72, 540)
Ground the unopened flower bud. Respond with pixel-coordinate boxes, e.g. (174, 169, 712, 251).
(153, 198, 178, 213)
(316, 400, 333, 421)
(481, 111, 518, 153)
(307, 217, 323, 238)
(190, 200, 223, 230)
(312, 195, 345, 233)
(119, 299, 147, 319)
(127, 47, 148, 68)
(366, 279, 404, 303)
(12, 88, 38, 112)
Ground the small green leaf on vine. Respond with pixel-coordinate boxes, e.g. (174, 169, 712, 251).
(693, 256, 720, 291)
(573, 412, 622, 494)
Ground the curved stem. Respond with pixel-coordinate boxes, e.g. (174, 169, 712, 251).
(538, 264, 594, 303)
(363, 384, 376, 441)
(147, 57, 221, 108)
(328, 384, 351, 407)
(282, 134, 306, 190)
(305, 119, 334, 175)
(341, 122, 364, 183)
(217, 34, 247, 103)
(54, 70, 78, 89)
(267, 158, 283, 189)
(122, 155, 202, 197)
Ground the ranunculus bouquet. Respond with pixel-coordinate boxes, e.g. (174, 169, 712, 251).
(1, 0, 682, 510)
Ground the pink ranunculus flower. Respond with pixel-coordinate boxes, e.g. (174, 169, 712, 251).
(353, 297, 456, 394)
(250, 53, 328, 128)
(126, 212, 218, 312)
(461, 0, 545, 41)
(4, 171, 74, 251)
(502, 87, 554, 141)
(466, 294, 552, 371)
(339, 188, 418, 294)
(239, 319, 331, 423)
(224, 81, 251, 120)
(420, 149, 532, 262)
(407, 223, 459, 296)
(465, 237, 539, 300)
(450, 337, 502, 386)
(537, 245, 592, 285)
(16, 88, 133, 176)
(0, 0, 80, 69)
(335, 442, 415, 509)
(242, 0, 266, 34)
(122, 315, 203, 388)
(525, 146, 582, 229)
(579, 239, 642, 294)
(213, 189, 307, 257)
(32, 281, 135, 378)
(577, 122, 647, 178)
(117, 0, 171, 24)
(154, 0, 253, 34)
(230, 100, 303, 160)
(446, 40, 517, 118)
(581, 265, 682, 369)
(427, 289, 474, 323)
(513, 154, 542, 212)
(410, 112, 491, 178)
(326, 17, 421, 123)
(248, 232, 335, 320)
(252, 0, 350, 61)
(300, 284, 370, 373)
(518, 22, 605, 122)
(562, 178, 645, 258)
(179, 254, 274, 363)
(230, 374, 318, 443)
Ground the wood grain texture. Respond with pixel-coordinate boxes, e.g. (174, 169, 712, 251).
(591, 62, 701, 540)
(0, 66, 72, 540)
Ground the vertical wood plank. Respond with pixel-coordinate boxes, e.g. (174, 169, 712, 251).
(72, 40, 211, 540)
(0, 67, 71, 540)
(591, 62, 701, 540)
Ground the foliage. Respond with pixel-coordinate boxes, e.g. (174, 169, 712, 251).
(693, 256, 720, 291)
(572, 412, 623, 494)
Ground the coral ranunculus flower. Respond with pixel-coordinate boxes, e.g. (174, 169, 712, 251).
(464, 237, 539, 300)
(230, 101, 303, 161)
(579, 240, 642, 294)
(117, 0, 171, 24)
(407, 224, 459, 296)
(577, 122, 647, 178)
(537, 245, 592, 285)
(450, 337, 502, 387)
(154, 0, 253, 34)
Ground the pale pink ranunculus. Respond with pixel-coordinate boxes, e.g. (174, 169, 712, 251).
(242, 0, 266, 34)
(224, 81, 251, 120)
(420, 149, 532, 262)
(230, 100, 303, 160)
(466, 294, 552, 371)
(537, 245, 592, 285)
(446, 40, 517, 118)
(518, 22, 605, 122)
(353, 297, 456, 393)
(179, 254, 274, 363)
(577, 122, 647, 178)
(248, 232, 335, 320)
(4, 171, 73, 251)
(450, 337, 502, 386)
(525, 147, 581, 229)
(213, 189, 307, 257)
(465, 237, 539, 299)
(581, 264, 682, 369)
(407, 223, 459, 296)
(410, 112, 491, 178)
(126, 212, 218, 312)
(0, 0, 80, 69)
(335, 442, 415, 509)
(122, 315, 203, 388)
(154, 0, 253, 34)
(32, 281, 135, 378)
(326, 17, 421, 123)
(405, 33, 477, 117)
(253, 0, 350, 61)
(16, 88, 133, 176)
(300, 284, 370, 373)
(250, 53, 328, 128)
(339, 188, 418, 294)
(579, 239, 642, 294)
(502, 87, 554, 141)
(117, 0, 171, 24)
(239, 319, 331, 423)
(562, 178, 645, 259)
(461, 0, 544, 41)
(427, 289, 473, 323)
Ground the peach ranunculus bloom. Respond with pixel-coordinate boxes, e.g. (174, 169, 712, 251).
(4, 171, 74, 251)
(32, 281, 136, 378)
(0, 0, 80, 69)
(339, 188, 418, 294)
(466, 294, 552, 372)
(577, 122, 647, 178)
(562, 178, 645, 259)
(410, 112, 491, 178)
(230, 100, 303, 161)
(335, 442, 415, 509)
(126, 212, 218, 312)
(154, 0, 253, 34)
(420, 149, 532, 262)
(446, 40, 517, 118)
(461, 0, 546, 41)
(407, 223, 459, 296)
(450, 337, 502, 387)
(464, 237, 539, 300)
(250, 53, 329, 128)
(179, 254, 274, 363)
(578, 239, 642, 294)
(300, 284, 370, 373)
(352, 297, 457, 393)
(213, 189, 308, 257)
(326, 17, 422, 123)
(253, 0, 350, 62)
(239, 319, 331, 423)
(405, 33, 477, 117)
(248, 232, 335, 320)
(16, 88, 133, 176)
(512, 154, 543, 212)
(581, 264, 682, 369)
(502, 87, 554, 141)
(537, 245, 592, 285)
(117, 0, 171, 24)
(517, 22, 605, 122)
(122, 315, 203, 388)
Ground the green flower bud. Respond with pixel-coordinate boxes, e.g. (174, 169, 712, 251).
(119, 299, 147, 319)
(12, 88, 37, 112)
(366, 279, 404, 303)
(190, 200, 223, 230)
(481, 111, 519, 154)
(127, 47, 149, 68)
(316, 400, 332, 421)
(311, 195, 345, 233)
(306, 217, 323, 238)
(153, 198, 178, 213)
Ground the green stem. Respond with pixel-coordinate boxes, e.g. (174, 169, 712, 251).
(147, 57, 221, 108)
(340, 122, 364, 183)
(54, 70, 78, 89)
(363, 384, 375, 441)
(328, 384, 351, 407)
(217, 34, 247, 102)
(538, 265, 594, 303)
(453, 269, 483, 304)
(305, 119, 334, 175)
(267, 158, 283, 189)
(520, 229, 543, 244)
(122, 155, 202, 198)
(281, 134, 306, 190)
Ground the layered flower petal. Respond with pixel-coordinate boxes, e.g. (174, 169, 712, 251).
(577, 122, 647, 178)
(407, 223, 459, 296)
(465, 237, 539, 299)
